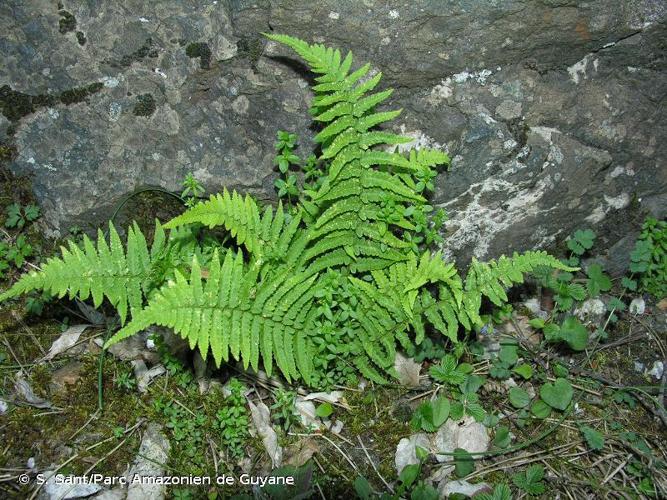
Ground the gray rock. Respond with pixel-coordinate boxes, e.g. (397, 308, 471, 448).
(1, 1, 665, 272)
(126, 423, 170, 500)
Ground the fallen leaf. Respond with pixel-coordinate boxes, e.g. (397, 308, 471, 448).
(502, 314, 539, 345)
(131, 360, 166, 393)
(248, 399, 283, 468)
(294, 399, 322, 430)
(302, 391, 348, 408)
(14, 372, 52, 409)
(433, 416, 489, 463)
(439, 479, 491, 497)
(285, 439, 320, 467)
(395, 433, 430, 474)
(394, 352, 421, 387)
(42, 324, 90, 361)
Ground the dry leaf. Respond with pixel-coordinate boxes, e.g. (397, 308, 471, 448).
(395, 433, 430, 474)
(14, 372, 52, 409)
(247, 399, 283, 468)
(439, 480, 491, 497)
(433, 416, 490, 463)
(42, 324, 90, 361)
(285, 439, 320, 467)
(394, 352, 421, 387)
(132, 360, 166, 393)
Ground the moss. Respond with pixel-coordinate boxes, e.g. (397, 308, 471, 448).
(0, 85, 56, 122)
(58, 10, 77, 34)
(0, 82, 103, 128)
(76, 31, 86, 46)
(115, 37, 154, 68)
(0, 145, 15, 161)
(237, 36, 264, 67)
(185, 42, 212, 69)
(59, 82, 103, 105)
(132, 93, 156, 117)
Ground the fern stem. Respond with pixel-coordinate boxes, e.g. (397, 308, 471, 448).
(108, 186, 185, 227)
(97, 325, 113, 412)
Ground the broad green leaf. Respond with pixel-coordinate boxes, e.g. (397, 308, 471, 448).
(530, 399, 552, 419)
(513, 363, 533, 379)
(540, 378, 573, 411)
(509, 387, 531, 408)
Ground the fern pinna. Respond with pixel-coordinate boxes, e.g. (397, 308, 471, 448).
(0, 35, 573, 388)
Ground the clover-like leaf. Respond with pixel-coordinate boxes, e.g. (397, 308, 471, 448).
(509, 387, 531, 408)
(540, 378, 573, 411)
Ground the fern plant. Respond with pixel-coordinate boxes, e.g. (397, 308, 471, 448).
(0, 34, 573, 388)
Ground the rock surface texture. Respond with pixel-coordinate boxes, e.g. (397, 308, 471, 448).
(1, 1, 665, 269)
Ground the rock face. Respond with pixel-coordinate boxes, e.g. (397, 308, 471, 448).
(1, 1, 665, 269)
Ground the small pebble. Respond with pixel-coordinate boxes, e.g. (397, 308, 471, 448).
(27, 457, 35, 469)
(629, 297, 645, 315)
(0, 399, 7, 414)
(648, 361, 664, 380)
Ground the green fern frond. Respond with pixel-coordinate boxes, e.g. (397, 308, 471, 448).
(0, 221, 165, 324)
(105, 250, 318, 383)
(466, 251, 577, 308)
(164, 190, 302, 263)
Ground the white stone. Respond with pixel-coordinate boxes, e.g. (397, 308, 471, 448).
(41, 471, 102, 499)
(575, 298, 606, 319)
(648, 361, 664, 380)
(629, 297, 645, 315)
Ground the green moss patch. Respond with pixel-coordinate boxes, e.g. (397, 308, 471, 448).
(185, 42, 212, 69)
(132, 93, 156, 117)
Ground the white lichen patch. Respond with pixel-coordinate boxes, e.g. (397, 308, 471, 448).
(609, 164, 635, 180)
(604, 192, 630, 210)
(101, 76, 121, 88)
(389, 10, 400, 19)
(585, 205, 607, 224)
(395, 125, 447, 154)
(232, 95, 249, 115)
(328, 11, 339, 20)
(427, 68, 496, 105)
(439, 173, 554, 259)
(453, 69, 493, 85)
(567, 54, 598, 84)
(108, 102, 122, 122)
(427, 79, 453, 105)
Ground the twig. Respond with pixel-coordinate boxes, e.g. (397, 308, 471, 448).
(357, 435, 394, 493)
(601, 454, 632, 485)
